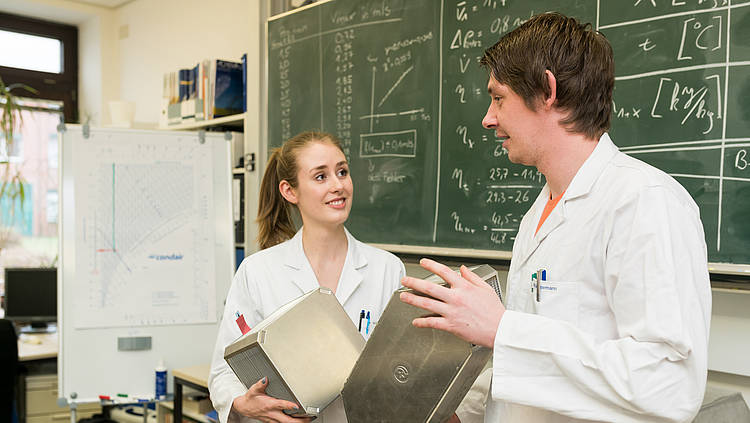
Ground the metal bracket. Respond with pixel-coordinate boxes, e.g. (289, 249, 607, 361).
(198, 130, 206, 144)
(245, 153, 256, 172)
(82, 123, 90, 139)
(56, 122, 67, 133)
(224, 131, 233, 141)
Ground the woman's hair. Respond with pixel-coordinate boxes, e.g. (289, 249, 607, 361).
(256, 131, 345, 250)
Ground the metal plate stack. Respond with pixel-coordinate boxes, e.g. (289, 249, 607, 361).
(342, 265, 501, 423)
(224, 288, 364, 417)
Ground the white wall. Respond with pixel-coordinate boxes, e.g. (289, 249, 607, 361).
(0, 0, 261, 127)
(114, 0, 261, 125)
(0, 0, 118, 126)
(707, 288, 750, 405)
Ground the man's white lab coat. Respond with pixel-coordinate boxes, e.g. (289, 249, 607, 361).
(209, 228, 405, 423)
(485, 133, 711, 422)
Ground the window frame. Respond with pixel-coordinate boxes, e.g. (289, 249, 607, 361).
(0, 12, 78, 123)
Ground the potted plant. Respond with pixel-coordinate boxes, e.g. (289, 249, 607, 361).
(0, 75, 38, 253)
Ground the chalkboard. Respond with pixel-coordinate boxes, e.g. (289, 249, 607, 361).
(267, 0, 750, 269)
(58, 126, 234, 402)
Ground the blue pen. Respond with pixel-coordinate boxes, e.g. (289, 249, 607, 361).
(365, 311, 371, 334)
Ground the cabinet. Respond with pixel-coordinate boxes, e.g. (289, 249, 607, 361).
(155, 364, 212, 423)
(25, 374, 100, 423)
(155, 401, 211, 423)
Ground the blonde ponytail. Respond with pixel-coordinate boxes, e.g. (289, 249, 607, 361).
(256, 148, 296, 249)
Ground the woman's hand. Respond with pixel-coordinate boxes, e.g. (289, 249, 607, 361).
(231, 377, 312, 423)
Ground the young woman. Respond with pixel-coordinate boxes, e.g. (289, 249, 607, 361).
(208, 131, 405, 423)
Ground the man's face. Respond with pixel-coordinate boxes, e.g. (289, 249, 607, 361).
(482, 76, 546, 167)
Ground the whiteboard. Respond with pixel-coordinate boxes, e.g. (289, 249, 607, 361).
(58, 126, 234, 402)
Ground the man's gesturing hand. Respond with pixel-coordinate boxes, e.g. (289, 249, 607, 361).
(399, 258, 505, 348)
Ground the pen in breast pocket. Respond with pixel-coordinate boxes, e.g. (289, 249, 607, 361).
(536, 269, 547, 302)
(365, 311, 371, 334)
(358, 309, 365, 333)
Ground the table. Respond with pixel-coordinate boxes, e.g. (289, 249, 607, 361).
(17, 332, 58, 362)
(173, 364, 210, 423)
(16, 332, 58, 423)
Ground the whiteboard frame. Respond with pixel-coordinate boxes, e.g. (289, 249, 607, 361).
(375, 243, 750, 277)
(370, 243, 512, 261)
(57, 126, 234, 403)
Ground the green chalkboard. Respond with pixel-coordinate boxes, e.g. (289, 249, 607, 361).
(267, 0, 750, 266)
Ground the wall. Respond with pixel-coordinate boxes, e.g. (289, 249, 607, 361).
(0, 0, 119, 127)
(114, 0, 262, 126)
(0, 0, 261, 127)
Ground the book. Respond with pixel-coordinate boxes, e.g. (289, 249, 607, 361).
(241, 53, 247, 113)
(205, 409, 218, 423)
(213, 59, 243, 117)
(189, 63, 199, 99)
(164, 56, 245, 125)
(233, 172, 244, 244)
(178, 68, 190, 101)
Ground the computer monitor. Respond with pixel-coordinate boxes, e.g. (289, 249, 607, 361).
(3, 267, 57, 329)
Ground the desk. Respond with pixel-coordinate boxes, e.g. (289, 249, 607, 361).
(18, 332, 58, 362)
(16, 332, 59, 423)
(173, 364, 210, 423)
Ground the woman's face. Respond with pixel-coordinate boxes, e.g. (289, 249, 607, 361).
(286, 141, 353, 229)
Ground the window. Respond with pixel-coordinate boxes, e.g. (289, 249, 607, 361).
(0, 133, 23, 162)
(47, 133, 58, 168)
(46, 190, 58, 224)
(0, 30, 62, 74)
(0, 104, 61, 268)
(0, 12, 78, 123)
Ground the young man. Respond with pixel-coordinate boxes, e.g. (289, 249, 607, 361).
(400, 12, 711, 423)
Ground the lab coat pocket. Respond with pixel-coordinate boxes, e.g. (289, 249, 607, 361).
(533, 280, 579, 326)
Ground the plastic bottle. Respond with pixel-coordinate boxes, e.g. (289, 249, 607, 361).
(155, 359, 167, 400)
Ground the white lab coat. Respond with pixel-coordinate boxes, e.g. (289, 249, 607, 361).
(485, 133, 711, 423)
(209, 227, 405, 423)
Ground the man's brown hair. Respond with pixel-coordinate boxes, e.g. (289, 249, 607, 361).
(480, 12, 614, 139)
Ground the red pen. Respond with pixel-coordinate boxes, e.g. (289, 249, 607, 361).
(235, 311, 250, 335)
(99, 395, 111, 401)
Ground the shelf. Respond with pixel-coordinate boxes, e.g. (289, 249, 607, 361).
(232, 168, 245, 174)
(157, 401, 212, 423)
(159, 113, 246, 131)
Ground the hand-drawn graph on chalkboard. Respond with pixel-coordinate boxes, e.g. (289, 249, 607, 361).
(268, 0, 441, 246)
(268, 0, 750, 268)
(72, 134, 217, 328)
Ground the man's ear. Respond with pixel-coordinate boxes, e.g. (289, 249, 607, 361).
(279, 180, 298, 204)
(543, 69, 557, 109)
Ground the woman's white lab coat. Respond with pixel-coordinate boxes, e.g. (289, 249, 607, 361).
(485, 134, 711, 422)
(209, 227, 405, 423)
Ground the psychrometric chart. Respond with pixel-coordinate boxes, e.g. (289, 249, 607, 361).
(73, 134, 216, 328)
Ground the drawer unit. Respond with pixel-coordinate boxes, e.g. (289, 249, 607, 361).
(26, 374, 100, 421)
